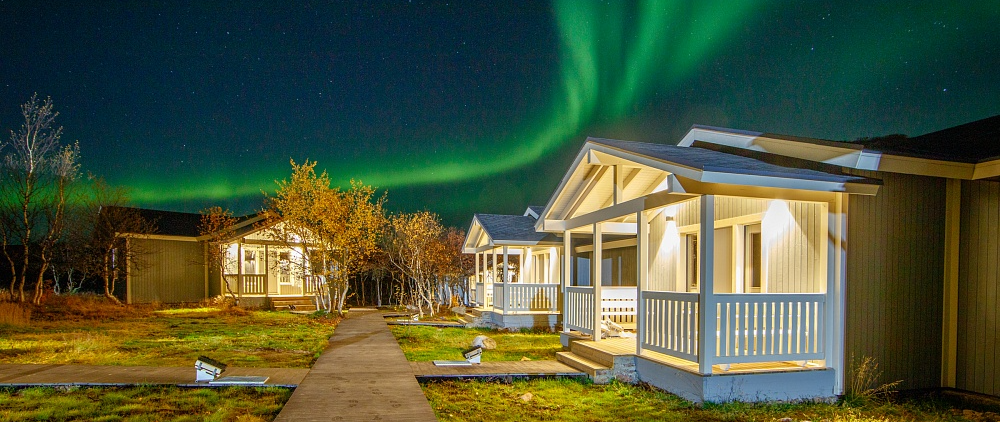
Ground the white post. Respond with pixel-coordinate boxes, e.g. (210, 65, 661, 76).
(563, 230, 572, 333)
(491, 248, 497, 284)
(524, 247, 533, 284)
(697, 195, 715, 374)
(502, 246, 509, 312)
(825, 193, 848, 394)
(237, 242, 244, 302)
(593, 222, 603, 342)
(636, 210, 649, 355)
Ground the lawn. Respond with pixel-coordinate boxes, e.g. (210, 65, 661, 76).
(390, 325, 562, 362)
(0, 295, 339, 368)
(422, 378, 980, 422)
(0, 385, 291, 422)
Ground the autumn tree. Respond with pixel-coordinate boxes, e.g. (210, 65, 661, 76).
(199, 206, 240, 304)
(264, 160, 386, 315)
(0, 95, 81, 304)
(385, 211, 447, 316)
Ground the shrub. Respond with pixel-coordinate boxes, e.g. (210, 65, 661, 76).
(845, 356, 902, 406)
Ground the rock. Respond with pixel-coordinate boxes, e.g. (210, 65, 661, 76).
(451, 306, 466, 315)
(777, 418, 793, 422)
(472, 335, 497, 350)
(520, 356, 531, 361)
(519, 392, 533, 402)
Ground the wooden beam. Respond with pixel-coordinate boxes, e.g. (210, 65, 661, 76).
(563, 166, 609, 220)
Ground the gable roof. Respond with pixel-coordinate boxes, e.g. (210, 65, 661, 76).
(463, 212, 560, 252)
(854, 115, 1000, 163)
(591, 138, 870, 184)
(682, 118, 1000, 180)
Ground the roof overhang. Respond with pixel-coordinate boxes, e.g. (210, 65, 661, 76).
(536, 137, 878, 233)
(680, 125, 1000, 180)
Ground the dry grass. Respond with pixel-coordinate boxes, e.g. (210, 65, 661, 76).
(391, 325, 562, 362)
(0, 294, 339, 368)
(0, 301, 31, 326)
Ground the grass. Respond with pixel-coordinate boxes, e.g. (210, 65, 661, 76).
(0, 385, 291, 422)
(422, 378, 978, 422)
(390, 325, 561, 362)
(0, 294, 339, 368)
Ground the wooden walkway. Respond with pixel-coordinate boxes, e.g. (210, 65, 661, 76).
(410, 360, 585, 380)
(0, 363, 308, 386)
(274, 309, 438, 422)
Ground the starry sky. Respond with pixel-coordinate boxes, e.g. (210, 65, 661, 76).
(2, 1, 998, 227)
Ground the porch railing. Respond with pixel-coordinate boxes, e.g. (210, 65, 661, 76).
(602, 287, 637, 325)
(565, 286, 595, 334)
(303, 276, 321, 294)
(639, 291, 826, 365)
(714, 293, 825, 364)
(640, 291, 700, 362)
(224, 274, 267, 295)
(491, 283, 560, 314)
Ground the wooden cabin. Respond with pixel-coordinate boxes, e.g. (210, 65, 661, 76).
(463, 207, 563, 329)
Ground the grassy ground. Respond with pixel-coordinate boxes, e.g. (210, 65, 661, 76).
(390, 325, 562, 362)
(0, 385, 291, 422)
(0, 294, 339, 368)
(422, 378, 982, 422)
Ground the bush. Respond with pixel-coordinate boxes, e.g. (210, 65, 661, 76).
(32, 293, 152, 322)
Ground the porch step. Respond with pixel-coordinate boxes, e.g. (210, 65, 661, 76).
(556, 352, 612, 384)
(271, 297, 316, 312)
(567, 341, 617, 368)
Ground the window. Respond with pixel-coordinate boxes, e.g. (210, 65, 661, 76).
(685, 233, 699, 292)
(743, 224, 762, 293)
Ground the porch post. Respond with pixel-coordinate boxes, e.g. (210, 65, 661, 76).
(237, 242, 244, 302)
(502, 246, 509, 311)
(264, 244, 269, 298)
(524, 247, 532, 283)
(826, 192, 848, 394)
(563, 230, 572, 333)
(593, 222, 603, 342)
(636, 210, 649, 355)
(697, 195, 715, 374)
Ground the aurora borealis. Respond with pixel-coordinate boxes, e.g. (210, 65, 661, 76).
(2, 2, 999, 226)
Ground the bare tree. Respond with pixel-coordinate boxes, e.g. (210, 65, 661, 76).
(0, 95, 81, 304)
(385, 211, 447, 317)
(73, 177, 157, 304)
(199, 206, 240, 304)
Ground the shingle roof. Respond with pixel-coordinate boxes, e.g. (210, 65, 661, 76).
(854, 115, 1000, 163)
(105, 206, 202, 237)
(589, 138, 872, 184)
(475, 213, 556, 243)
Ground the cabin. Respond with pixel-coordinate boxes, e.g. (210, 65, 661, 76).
(466, 114, 1000, 402)
(463, 206, 564, 329)
(120, 207, 319, 309)
(682, 115, 1000, 399)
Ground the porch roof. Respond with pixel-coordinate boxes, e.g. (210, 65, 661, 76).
(463, 213, 560, 253)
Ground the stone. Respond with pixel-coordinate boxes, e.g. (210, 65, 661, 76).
(472, 335, 497, 350)
(519, 392, 533, 402)
(520, 356, 531, 361)
(450, 306, 466, 315)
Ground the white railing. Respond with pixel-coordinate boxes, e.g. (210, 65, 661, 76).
(492, 283, 560, 314)
(224, 274, 267, 295)
(602, 287, 637, 325)
(713, 293, 825, 364)
(565, 286, 595, 334)
(641, 291, 700, 362)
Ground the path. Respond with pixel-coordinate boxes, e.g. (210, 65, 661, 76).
(274, 309, 438, 422)
(0, 363, 308, 386)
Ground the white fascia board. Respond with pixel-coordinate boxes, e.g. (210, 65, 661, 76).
(680, 127, 867, 168)
(537, 144, 593, 223)
(872, 154, 975, 179)
(588, 145, 702, 181)
(972, 158, 1000, 179)
(699, 171, 878, 195)
(138, 234, 199, 242)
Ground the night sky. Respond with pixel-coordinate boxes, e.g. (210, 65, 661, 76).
(2, 1, 998, 227)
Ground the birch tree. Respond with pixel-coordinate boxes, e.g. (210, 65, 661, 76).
(385, 211, 446, 317)
(0, 95, 81, 304)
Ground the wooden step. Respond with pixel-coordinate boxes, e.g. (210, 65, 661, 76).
(556, 352, 612, 384)
(568, 341, 617, 368)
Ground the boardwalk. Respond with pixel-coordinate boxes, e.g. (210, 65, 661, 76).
(274, 309, 438, 422)
(0, 363, 308, 387)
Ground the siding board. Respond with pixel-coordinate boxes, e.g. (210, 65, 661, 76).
(129, 238, 206, 303)
(845, 170, 945, 391)
(958, 179, 1000, 396)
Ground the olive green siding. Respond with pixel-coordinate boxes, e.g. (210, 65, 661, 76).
(128, 238, 207, 303)
(845, 170, 946, 391)
(957, 179, 1000, 396)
